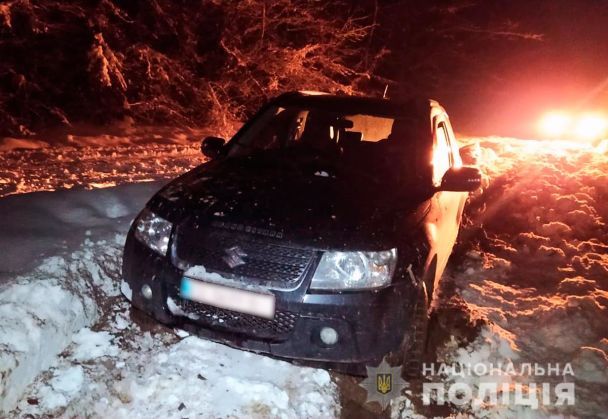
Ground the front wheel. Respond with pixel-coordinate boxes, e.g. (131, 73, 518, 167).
(400, 283, 429, 378)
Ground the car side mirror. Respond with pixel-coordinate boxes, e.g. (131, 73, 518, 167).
(440, 166, 482, 192)
(201, 136, 226, 159)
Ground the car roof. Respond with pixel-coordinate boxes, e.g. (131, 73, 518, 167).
(272, 91, 443, 119)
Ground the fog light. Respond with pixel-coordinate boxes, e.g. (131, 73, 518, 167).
(320, 327, 338, 345)
(141, 284, 153, 300)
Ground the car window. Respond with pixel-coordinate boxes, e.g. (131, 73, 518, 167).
(228, 107, 296, 156)
(225, 105, 428, 186)
(228, 106, 400, 157)
(343, 114, 394, 142)
(433, 122, 452, 185)
(444, 118, 462, 168)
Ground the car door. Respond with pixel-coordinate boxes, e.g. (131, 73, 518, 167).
(427, 113, 462, 294)
(443, 117, 468, 223)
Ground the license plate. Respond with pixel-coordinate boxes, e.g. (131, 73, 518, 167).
(180, 277, 275, 319)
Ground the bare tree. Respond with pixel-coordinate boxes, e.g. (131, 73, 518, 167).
(209, 0, 373, 122)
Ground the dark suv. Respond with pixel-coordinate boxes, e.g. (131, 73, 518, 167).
(121, 91, 480, 374)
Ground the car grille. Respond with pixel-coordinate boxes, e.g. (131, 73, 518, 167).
(174, 227, 314, 287)
(177, 298, 298, 339)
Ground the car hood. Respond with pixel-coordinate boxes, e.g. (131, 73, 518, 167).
(150, 154, 430, 249)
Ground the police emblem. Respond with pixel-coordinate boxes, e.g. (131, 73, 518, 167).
(359, 357, 407, 410)
(377, 373, 392, 395)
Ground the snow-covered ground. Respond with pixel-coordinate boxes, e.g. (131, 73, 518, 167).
(0, 179, 338, 418)
(415, 137, 608, 418)
(0, 126, 205, 197)
(0, 135, 606, 418)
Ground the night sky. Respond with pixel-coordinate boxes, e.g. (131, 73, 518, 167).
(434, 0, 608, 137)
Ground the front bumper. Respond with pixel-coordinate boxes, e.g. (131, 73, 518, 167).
(122, 234, 418, 372)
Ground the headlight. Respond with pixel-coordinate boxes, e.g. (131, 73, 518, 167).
(133, 209, 173, 256)
(310, 249, 397, 290)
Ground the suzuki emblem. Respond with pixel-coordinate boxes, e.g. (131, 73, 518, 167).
(223, 246, 247, 268)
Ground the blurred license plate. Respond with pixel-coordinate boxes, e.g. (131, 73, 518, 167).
(180, 277, 275, 319)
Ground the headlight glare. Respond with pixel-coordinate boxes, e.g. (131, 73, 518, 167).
(311, 248, 397, 290)
(133, 209, 173, 256)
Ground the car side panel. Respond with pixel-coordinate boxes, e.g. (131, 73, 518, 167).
(421, 106, 468, 299)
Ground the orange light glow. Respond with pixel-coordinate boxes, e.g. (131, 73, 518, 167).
(537, 112, 571, 138)
(537, 111, 608, 141)
(573, 114, 607, 140)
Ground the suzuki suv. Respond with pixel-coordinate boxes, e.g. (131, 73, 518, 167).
(121, 91, 481, 375)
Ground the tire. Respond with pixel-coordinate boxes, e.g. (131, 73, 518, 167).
(400, 283, 430, 379)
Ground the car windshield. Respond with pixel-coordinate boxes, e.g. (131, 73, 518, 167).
(226, 106, 420, 181)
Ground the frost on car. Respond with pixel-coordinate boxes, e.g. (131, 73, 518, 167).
(121, 91, 481, 376)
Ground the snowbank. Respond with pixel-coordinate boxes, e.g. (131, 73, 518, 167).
(0, 135, 201, 197)
(1, 182, 340, 418)
(392, 137, 607, 417)
(0, 279, 92, 412)
(96, 337, 338, 418)
(15, 315, 340, 418)
(0, 183, 157, 413)
(440, 137, 608, 417)
(0, 237, 121, 413)
(0, 182, 162, 275)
